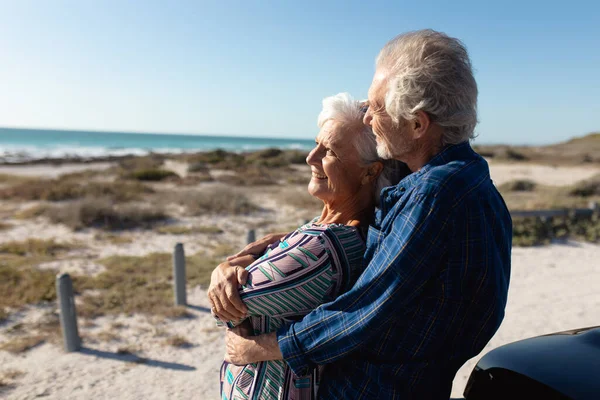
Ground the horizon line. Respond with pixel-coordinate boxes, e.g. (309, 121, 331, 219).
(1, 125, 597, 147)
(0, 125, 315, 142)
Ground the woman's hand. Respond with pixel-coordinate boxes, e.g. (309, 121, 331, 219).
(226, 232, 287, 261)
(208, 261, 249, 321)
(225, 328, 283, 365)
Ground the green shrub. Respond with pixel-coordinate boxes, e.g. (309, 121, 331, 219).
(569, 175, 600, 197)
(46, 198, 168, 231)
(498, 179, 537, 192)
(126, 169, 179, 181)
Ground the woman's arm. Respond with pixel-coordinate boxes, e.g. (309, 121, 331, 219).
(215, 229, 345, 328)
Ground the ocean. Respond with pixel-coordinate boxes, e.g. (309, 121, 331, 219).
(0, 127, 315, 163)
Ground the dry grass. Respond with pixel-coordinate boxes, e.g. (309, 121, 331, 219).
(0, 335, 45, 353)
(42, 198, 169, 231)
(0, 178, 153, 203)
(168, 187, 258, 216)
(212, 243, 237, 257)
(0, 257, 59, 310)
(513, 214, 600, 246)
(0, 369, 24, 392)
(475, 132, 600, 165)
(163, 334, 193, 348)
(273, 186, 322, 213)
(14, 204, 47, 219)
(498, 179, 537, 192)
(156, 225, 223, 235)
(0, 221, 12, 231)
(123, 169, 179, 182)
(74, 252, 219, 318)
(215, 166, 281, 186)
(94, 233, 134, 244)
(0, 173, 35, 184)
(568, 174, 600, 197)
(0, 238, 80, 256)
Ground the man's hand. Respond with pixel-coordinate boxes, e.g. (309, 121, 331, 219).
(226, 232, 287, 261)
(225, 328, 283, 365)
(208, 261, 249, 321)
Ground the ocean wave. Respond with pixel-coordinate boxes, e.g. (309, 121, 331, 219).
(0, 142, 314, 163)
(0, 145, 166, 163)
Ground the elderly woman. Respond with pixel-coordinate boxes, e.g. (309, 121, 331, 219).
(208, 93, 408, 400)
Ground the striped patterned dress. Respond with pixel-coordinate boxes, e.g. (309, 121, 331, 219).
(218, 222, 366, 400)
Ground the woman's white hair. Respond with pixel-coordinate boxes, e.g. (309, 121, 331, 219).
(376, 29, 478, 145)
(317, 92, 408, 204)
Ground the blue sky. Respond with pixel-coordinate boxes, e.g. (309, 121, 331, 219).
(0, 0, 598, 144)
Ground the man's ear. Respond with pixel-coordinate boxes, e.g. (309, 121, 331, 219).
(411, 111, 431, 139)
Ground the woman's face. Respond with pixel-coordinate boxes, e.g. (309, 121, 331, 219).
(306, 120, 370, 205)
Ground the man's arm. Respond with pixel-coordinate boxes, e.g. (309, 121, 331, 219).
(272, 194, 452, 375)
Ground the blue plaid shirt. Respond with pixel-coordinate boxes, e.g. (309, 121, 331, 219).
(277, 142, 512, 399)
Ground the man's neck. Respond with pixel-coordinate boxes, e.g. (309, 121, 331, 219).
(403, 138, 444, 172)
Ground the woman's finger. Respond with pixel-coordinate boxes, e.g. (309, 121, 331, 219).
(217, 284, 246, 319)
(212, 295, 239, 322)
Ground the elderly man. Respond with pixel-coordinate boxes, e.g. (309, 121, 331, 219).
(209, 29, 512, 399)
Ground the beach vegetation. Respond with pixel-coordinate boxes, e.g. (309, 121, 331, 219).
(74, 252, 218, 318)
(212, 243, 237, 257)
(123, 168, 179, 182)
(512, 213, 600, 246)
(568, 174, 600, 197)
(0, 256, 59, 310)
(156, 225, 223, 235)
(498, 179, 537, 192)
(14, 204, 47, 219)
(215, 166, 280, 186)
(0, 335, 45, 354)
(44, 198, 168, 231)
(163, 334, 193, 348)
(0, 238, 81, 257)
(169, 187, 258, 216)
(0, 369, 24, 392)
(0, 179, 153, 203)
(273, 186, 322, 212)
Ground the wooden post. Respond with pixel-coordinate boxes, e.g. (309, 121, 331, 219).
(173, 243, 187, 306)
(56, 273, 81, 352)
(247, 229, 256, 244)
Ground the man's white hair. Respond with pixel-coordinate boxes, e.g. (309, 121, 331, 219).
(317, 92, 408, 203)
(376, 29, 478, 145)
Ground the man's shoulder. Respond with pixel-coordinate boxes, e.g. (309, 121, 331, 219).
(414, 151, 491, 206)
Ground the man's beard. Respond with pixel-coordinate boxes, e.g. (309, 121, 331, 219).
(376, 140, 395, 160)
(373, 127, 400, 160)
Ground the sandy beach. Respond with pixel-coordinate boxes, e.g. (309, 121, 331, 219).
(1, 156, 599, 399)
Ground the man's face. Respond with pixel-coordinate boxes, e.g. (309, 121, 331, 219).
(364, 69, 414, 160)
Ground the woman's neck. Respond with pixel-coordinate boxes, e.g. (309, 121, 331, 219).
(316, 196, 374, 228)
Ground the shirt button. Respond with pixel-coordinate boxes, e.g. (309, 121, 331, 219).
(399, 187, 405, 192)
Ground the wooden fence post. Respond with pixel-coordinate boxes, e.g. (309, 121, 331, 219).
(56, 273, 81, 352)
(247, 229, 256, 244)
(173, 243, 187, 306)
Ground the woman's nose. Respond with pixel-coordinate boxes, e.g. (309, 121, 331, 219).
(306, 147, 318, 166)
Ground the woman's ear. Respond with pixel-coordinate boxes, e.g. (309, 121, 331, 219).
(362, 161, 384, 184)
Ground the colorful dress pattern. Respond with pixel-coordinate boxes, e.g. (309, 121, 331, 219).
(218, 222, 366, 400)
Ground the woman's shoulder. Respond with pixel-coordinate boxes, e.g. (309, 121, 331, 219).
(295, 222, 366, 253)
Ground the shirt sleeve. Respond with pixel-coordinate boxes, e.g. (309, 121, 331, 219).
(217, 230, 340, 328)
(276, 193, 452, 376)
